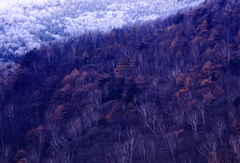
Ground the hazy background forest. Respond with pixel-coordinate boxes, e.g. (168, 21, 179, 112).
(0, 0, 203, 58)
(1, 0, 240, 162)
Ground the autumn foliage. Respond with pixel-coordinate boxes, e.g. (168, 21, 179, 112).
(1, 0, 240, 162)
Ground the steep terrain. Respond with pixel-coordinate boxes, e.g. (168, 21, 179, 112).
(1, 0, 240, 162)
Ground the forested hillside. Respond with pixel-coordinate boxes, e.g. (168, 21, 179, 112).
(1, 0, 240, 162)
(0, 0, 203, 57)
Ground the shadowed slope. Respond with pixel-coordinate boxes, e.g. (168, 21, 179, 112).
(1, 0, 240, 162)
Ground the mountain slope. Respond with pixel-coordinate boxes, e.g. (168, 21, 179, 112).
(1, 0, 240, 162)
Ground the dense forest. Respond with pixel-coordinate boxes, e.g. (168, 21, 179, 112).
(1, 0, 240, 162)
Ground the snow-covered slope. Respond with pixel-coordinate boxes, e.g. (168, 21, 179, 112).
(0, 0, 204, 58)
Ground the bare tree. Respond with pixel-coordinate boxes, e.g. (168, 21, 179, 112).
(176, 92, 192, 108)
(229, 136, 240, 161)
(91, 31, 98, 49)
(137, 138, 156, 163)
(58, 44, 65, 57)
(163, 130, 180, 163)
(219, 44, 231, 61)
(227, 107, 236, 120)
(81, 111, 92, 129)
(49, 134, 73, 163)
(224, 27, 235, 44)
(139, 102, 159, 134)
(197, 134, 219, 163)
(150, 78, 159, 92)
(1, 145, 13, 162)
(4, 105, 14, 131)
(88, 89, 102, 108)
(196, 101, 207, 129)
(169, 107, 185, 128)
(65, 118, 82, 141)
(133, 92, 149, 105)
(212, 120, 226, 142)
(81, 106, 101, 128)
(191, 44, 199, 64)
(126, 128, 138, 163)
(186, 109, 200, 135)
(71, 42, 77, 55)
(26, 147, 40, 163)
(111, 141, 131, 163)
(122, 47, 133, 60)
(33, 125, 46, 162)
(154, 116, 168, 137)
